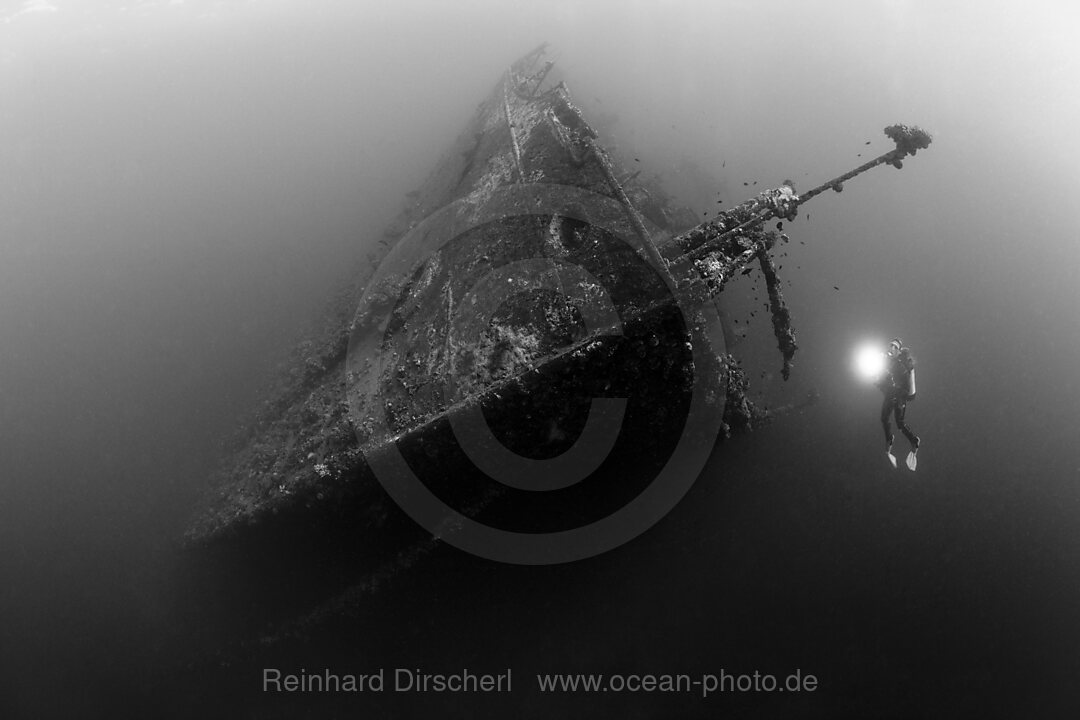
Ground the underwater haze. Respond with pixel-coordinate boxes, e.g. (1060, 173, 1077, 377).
(2, 0, 1078, 717)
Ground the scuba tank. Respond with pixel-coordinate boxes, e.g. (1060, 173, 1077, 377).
(899, 347, 916, 399)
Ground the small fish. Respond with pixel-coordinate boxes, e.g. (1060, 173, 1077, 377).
(865, 141, 871, 145)
(717, 199, 724, 204)
(722, 160, 726, 167)
(833, 286, 840, 291)
(740, 267, 754, 276)
(743, 182, 749, 186)
(857, 154, 862, 157)
(776, 222, 783, 231)
(634, 158, 640, 162)
(753, 181, 757, 185)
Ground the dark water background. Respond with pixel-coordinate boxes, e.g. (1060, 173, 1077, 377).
(2, 1, 1078, 717)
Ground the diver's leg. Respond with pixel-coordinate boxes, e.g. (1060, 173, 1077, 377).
(895, 401, 920, 470)
(880, 396, 894, 447)
(895, 402, 918, 448)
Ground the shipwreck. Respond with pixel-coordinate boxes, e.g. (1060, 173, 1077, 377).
(183, 44, 931, 625)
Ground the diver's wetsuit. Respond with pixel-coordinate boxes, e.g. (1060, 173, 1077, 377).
(878, 349, 918, 448)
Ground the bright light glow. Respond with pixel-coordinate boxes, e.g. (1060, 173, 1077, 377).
(853, 343, 886, 382)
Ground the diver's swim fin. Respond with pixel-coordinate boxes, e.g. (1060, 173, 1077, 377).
(886, 450, 897, 469)
(905, 448, 918, 471)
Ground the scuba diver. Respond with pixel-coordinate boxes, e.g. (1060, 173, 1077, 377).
(877, 338, 920, 470)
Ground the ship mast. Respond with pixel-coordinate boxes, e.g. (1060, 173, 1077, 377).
(664, 124, 933, 380)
